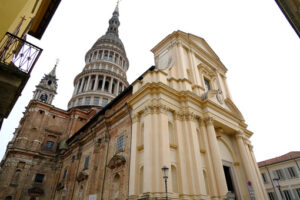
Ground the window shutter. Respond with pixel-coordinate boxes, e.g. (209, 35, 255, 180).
(293, 166, 299, 178)
(293, 189, 300, 200)
(284, 168, 291, 179)
(273, 170, 278, 179)
(280, 169, 286, 179)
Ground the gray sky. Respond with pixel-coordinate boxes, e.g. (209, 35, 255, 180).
(1, 0, 299, 162)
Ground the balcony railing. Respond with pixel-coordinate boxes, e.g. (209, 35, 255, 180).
(0, 32, 43, 74)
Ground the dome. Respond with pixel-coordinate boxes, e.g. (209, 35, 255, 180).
(93, 33, 125, 51)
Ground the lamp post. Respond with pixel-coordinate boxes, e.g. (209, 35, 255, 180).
(273, 178, 283, 200)
(161, 165, 169, 200)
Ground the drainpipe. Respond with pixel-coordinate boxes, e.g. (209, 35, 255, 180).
(266, 166, 279, 200)
(126, 103, 132, 198)
(100, 119, 110, 200)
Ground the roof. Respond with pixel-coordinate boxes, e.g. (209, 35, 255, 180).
(28, 0, 61, 39)
(258, 151, 300, 167)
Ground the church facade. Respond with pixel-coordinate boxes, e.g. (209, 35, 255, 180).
(0, 4, 267, 200)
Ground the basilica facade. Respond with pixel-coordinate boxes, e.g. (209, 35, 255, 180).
(0, 4, 267, 200)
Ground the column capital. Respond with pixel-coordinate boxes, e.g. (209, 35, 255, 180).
(132, 114, 139, 123)
(204, 117, 214, 125)
(215, 127, 223, 138)
(235, 131, 245, 139)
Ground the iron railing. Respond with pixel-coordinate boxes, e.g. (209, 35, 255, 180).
(0, 32, 43, 74)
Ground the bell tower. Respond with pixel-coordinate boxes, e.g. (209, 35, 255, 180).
(33, 60, 58, 104)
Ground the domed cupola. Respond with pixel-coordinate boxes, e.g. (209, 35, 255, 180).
(68, 4, 129, 109)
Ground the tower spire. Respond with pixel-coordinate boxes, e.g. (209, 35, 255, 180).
(32, 60, 58, 104)
(49, 58, 59, 76)
(106, 3, 120, 36)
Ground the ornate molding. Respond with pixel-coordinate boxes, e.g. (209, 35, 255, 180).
(174, 110, 195, 121)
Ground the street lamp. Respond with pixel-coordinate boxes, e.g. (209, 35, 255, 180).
(273, 178, 283, 199)
(161, 165, 169, 200)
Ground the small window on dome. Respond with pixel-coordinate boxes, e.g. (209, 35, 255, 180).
(47, 80, 52, 85)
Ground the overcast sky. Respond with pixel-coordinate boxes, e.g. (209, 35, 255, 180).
(1, 0, 299, 162)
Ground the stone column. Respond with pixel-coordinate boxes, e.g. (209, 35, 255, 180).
(93, 75, 99, 91)
(129, 114, 139, 197)
(109, 77, 113, 93)
(236, 132, 262, 200)
(205, 117, 228, 198)
(199, 119, 218, 198)
(189, 49, 202, 95)
(116, 80, 120, 95)
(185, 114, 205, 195)
(249, 145, 269, 200)
(143, 107, 153, 193)
(101, 76, 106, 91)
(85, 75, 91, 91)
(78, 78, 84, 93)
(73, 81, 80, 95)
(174, 113, 190, 195)
(176, 42, 188, 79)
(158, 106, 171, 193)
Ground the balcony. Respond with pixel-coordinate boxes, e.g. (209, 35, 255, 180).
(0, 32, 43, 127)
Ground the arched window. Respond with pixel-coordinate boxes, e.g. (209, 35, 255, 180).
(171, 166, 178, 193)
(139, 166, 144, 194)
(112, 83, 115, 94)
(104, 81, 109, 92)
(40, 93, 48, 102)
(168, 122, 174, 145)
(98, 80, 103, 90)
(112, 174, 120, 200)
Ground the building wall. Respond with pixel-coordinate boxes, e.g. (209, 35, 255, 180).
(0, 0, 42, 38)
(259, 158, 300, 200)
(0, 100, 97, 200)
(53, 91, 132, 200)
(128, 31, 267, 200)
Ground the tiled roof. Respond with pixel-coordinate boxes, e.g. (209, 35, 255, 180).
(258, 151, 300, 167)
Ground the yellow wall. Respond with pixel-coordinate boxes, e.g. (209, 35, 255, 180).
(0, 0, 42, 39)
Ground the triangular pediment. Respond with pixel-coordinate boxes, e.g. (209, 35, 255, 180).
(224, 98, 245, 121)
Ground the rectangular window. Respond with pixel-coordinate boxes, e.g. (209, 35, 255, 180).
(273, 169, 285, 180)
(283, 190, 292, 200)
(84, 156, 90, 170)
(116, 136, 125, 152)
(45, 141, 54, 150)
(261, 173, 268, 183)
(78, 98, 82, 106)
(102, 98, 108, 107)
(85, 97, 90, 105)
(34, 174, 45, 183)
(287, 167, 297, 178)
(93, 97, 99, 106)
(267, 192, 276, 200)
(204, 78, 211, 91)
